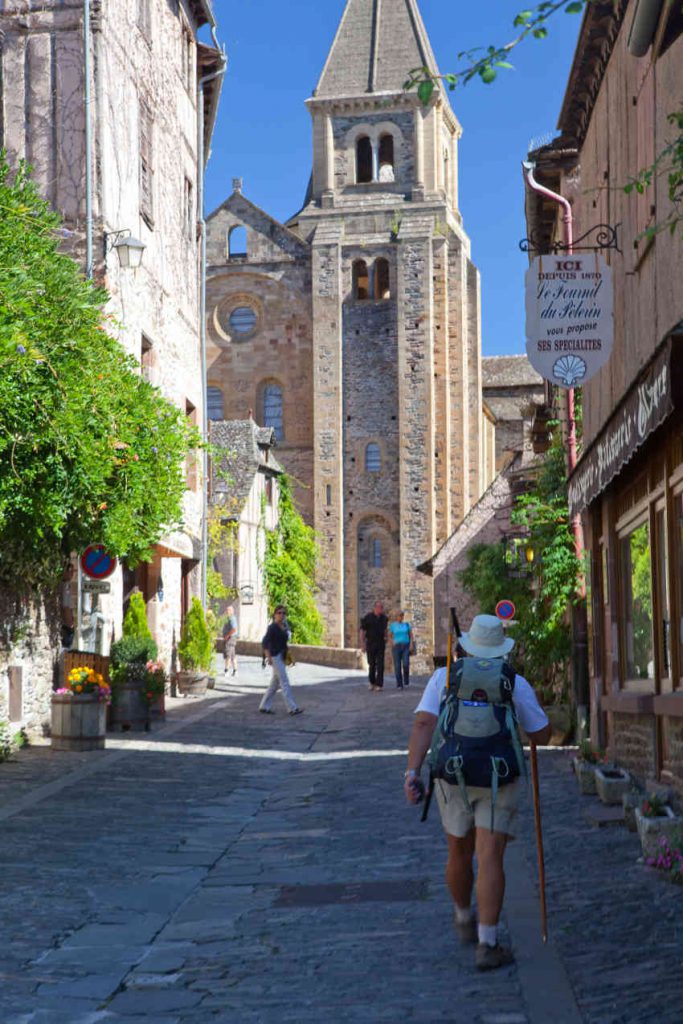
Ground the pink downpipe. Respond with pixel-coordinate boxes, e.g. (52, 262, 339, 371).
(522, 162, 584, 565)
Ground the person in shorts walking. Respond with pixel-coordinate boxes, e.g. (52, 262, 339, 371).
(259, 606, 303, 716)
(404, 614, 551, 971)
(360, 601, 388, 691)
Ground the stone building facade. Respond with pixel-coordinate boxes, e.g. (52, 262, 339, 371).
(206, 0, 491, 663)
(0, 0, 223, 733)
(524, 0, 683, 792)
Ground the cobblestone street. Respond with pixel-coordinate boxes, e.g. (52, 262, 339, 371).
(1, 659, 681, 1024)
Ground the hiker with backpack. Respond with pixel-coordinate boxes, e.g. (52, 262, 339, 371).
(403, 614, 551, 971)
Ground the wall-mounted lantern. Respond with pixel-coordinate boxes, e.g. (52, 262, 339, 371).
(502, 532, 536, 578)
(104, 229, 146, 270)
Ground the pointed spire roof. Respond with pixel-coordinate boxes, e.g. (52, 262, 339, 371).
(314, 0, 440, 98)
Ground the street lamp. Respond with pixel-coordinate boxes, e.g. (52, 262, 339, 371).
(104, 229, 146, 270)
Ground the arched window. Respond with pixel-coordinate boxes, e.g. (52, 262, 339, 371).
(207, 386, 224, 421)
(353, 260, 369, 301)
(356, 136, 373, 183)
(374, 258, 390, 300)
(371, 538, 382, 568)
(262, 383, 284, 441)
(378, 134, 395, 182)
(228, 225, 247, 257)
(365, 443, 381, 473)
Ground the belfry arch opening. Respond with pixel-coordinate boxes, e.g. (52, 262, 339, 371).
(356, 136, 373, 183)
(228, 225, 247, 257)
(353, 260, 370, 300)
(374, 259, 390, 300)
(378, 134, 395, 181)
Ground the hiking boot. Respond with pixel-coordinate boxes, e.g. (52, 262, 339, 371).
(289, 708, 304, 716)
(453, 912, 477, 945)
(259, 708, 274, 715)
(475, 943, 515, 971)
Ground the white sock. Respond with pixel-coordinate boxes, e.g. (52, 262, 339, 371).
(478, 924, 498, 948)
(454, 905, 474, 924)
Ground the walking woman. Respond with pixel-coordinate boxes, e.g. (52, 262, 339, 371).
(389, 609, 415, 689)
(259, 606, 303, 716)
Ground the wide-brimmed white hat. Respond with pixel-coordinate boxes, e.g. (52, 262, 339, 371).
(460, 614, 515, 659)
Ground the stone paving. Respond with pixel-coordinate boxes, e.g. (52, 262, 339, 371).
(0, 657, 681, 1024)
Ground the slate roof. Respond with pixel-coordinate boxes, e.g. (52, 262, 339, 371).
(484, 396, 539, 423)
(314, 0, 440, 98)
(210, 419, 283, 514)
(482, 355, 543, 389)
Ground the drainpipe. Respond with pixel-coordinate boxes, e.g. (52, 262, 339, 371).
(522, 161, 589, 741)
(84, 0, 94, 278)
(197, 23, 227, 609)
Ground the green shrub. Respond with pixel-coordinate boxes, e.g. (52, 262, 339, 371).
(178, 597, 213, 672)
(110, 635, 158, 683)
(122, 593, 153, 643)
(0, 720, 12, 762)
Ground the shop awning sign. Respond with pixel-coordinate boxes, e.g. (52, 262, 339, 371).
(525, 254, 614, 388)
(568, 339, 674, 515)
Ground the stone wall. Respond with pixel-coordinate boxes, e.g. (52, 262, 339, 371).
(666, 718, 683, 797)
(0, 589, 60, 739)
(611, 713, 658, 782)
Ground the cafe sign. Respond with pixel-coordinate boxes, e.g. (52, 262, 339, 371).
(525, 254, 614, 388)
(568, 340, 674, 516)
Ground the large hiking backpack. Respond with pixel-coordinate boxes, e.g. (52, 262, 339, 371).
(428, 657, 525, 828)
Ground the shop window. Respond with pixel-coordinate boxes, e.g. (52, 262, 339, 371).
(229, 226, 247, 257)
(371, 538, 382, 568)
(378, 134, 395, 182)
(374, 258, 390, 300)
(262, 383, 284, 441)
(356, 136, 373, 183)
(207, 386, 224, 421)
(353, 260, 369, 300)
(620, 521, 654, 680)
(655, 507, 671, 677)
(365, 443, 381, 473)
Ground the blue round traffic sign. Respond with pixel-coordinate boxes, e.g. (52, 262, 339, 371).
(81, 545, 117, 581)
(496, 600, 516, 622)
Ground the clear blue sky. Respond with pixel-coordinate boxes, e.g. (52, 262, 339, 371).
(205, 1, 581, 356)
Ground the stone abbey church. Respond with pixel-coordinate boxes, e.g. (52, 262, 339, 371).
(206, 0, 494, 655)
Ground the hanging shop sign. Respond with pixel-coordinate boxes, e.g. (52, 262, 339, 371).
(525, 254, 614, 388)
(568, 339, 674, 515)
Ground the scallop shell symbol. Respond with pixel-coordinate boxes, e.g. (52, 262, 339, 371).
(553, 354, 587, 387)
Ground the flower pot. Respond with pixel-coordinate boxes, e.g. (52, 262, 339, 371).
(51, 693, 106, 751)
(573, 757, 598, 795)
(207, 676, 216, 690)
(635, 805, 681, 860)
(177, 671, 209, 697)
(110, 680, 150, 732)
(595, 766, 631, 806)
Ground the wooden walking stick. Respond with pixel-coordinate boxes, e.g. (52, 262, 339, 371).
(530, 741, 548, 943)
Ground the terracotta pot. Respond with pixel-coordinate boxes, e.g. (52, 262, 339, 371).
(177, 671, 209, 697)
(51, 693, 106, 751)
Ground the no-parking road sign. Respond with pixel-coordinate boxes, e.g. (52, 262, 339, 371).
(496, 600, 516, 622)
(81, 545, 118, 581)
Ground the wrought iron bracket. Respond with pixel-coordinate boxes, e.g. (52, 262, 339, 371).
(519, 223, 621, 255)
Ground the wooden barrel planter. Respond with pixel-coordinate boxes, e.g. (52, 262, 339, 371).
(177, 671, 209, 697)
(110, 680, 150, 732)
(51, 694, 107, 751)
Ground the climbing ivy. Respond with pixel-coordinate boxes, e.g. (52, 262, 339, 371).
(263, 475, 324, 645)
(0, 157, 200, 587)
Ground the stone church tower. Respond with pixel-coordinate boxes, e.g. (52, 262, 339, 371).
(206, 0, 489, 657)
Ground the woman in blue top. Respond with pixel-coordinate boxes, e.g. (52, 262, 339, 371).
(389, 610, 415, 689)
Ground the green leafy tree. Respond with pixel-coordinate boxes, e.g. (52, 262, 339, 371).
(122, 592, 154, 643)
(178, 597, 214, 672)
(0, 158, 200, 587)
(263, 475, 324, 645)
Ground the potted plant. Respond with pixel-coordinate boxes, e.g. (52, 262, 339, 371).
(110, 635, 158, 731)
(177, 597, 213, 696)
(595, 764, 631, 806)
(51, 666, 111, 751)
(144, 659, 168, 721)
(635, 794, 682, 859)
(572, 740, 607, 795)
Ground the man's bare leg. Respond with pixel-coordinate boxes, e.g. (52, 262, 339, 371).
(474, 828, 514, 969)
(445, 830, 475, 908)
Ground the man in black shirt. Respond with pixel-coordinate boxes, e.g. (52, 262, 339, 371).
(360, 601, 389, 691)
(259, 606, 303, 716)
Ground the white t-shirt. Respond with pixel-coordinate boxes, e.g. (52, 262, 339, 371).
(416, 665, 549, 736)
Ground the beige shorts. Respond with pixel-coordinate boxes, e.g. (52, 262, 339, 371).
(435, 779, 522, 838)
